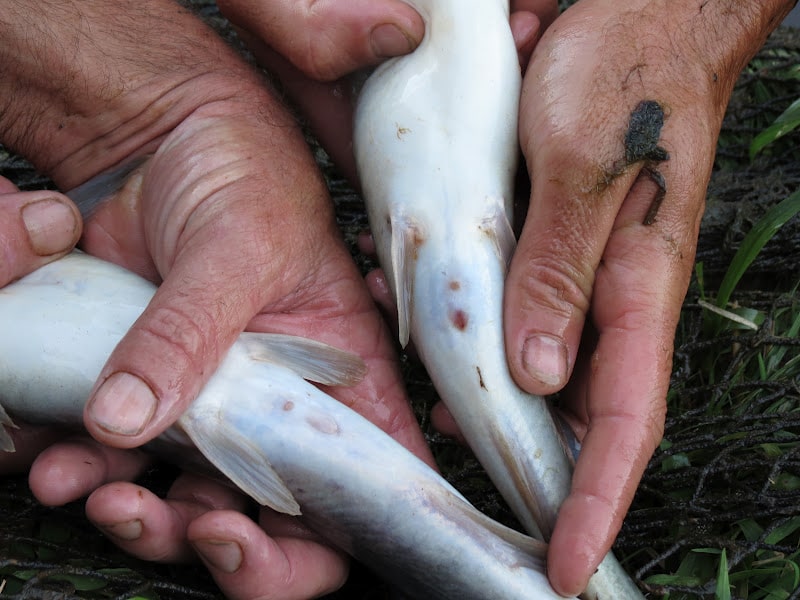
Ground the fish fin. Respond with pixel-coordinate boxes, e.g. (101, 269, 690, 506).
(462, 501, 549, 565)
(65, 155, 151, 220)
(179, 415, 301, 516)
(391, 218, 420, 348)
(481, 205, 517, 270)
(239, 333, 367, 387)
(0, 403, 19, 452)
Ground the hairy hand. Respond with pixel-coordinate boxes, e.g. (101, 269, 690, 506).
(0, 2, 433, 598)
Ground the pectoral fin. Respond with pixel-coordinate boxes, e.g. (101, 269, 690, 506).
(391, 217, 421, 348)
(434, 492, 548, 569)
(240, 332, 367, 386)
(0, 404, 19, 452)
(180, 414, 301, 515)
(480, 205, 516, 270)
(65, 155, 151, 220)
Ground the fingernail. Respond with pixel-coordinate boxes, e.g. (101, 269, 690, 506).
(522, 334, 568, 387)
(101, 519, 143, 541)
(371, 23, 416, 58)
(21, 197, 79, 256)
(193, 539, 243, 574)
(87, 373, 157, 436)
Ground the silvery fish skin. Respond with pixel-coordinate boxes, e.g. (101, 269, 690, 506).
(0, 252, 574, 600)
(353, 1, 643, 597)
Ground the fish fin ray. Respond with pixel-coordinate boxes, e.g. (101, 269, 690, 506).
(240, 332, 367, 387)
(179, 414, 301, 515)
(481, 205, 516, 271)
(65, 155, 151, 220)
(391, 217, 419, 348)
(0, 403, 19, 452)
(460, 500, 549, 565)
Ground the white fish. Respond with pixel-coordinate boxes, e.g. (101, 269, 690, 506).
(353, 0, 643, 597)
(0, 251, 575, 600)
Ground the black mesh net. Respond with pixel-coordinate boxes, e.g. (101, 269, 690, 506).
(2, 3, 800, 599)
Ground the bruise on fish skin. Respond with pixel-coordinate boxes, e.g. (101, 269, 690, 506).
(449, 309, 468, 331)
(306, 412, 340, 435)
(476, 366, 486, 390)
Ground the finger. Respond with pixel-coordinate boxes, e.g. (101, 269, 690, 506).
(86, 481, 199, 562)
(430, 402, 467, 445)
(167, 471, 251, 515)
(216, 0, 424, 82)
(188, 510, 349, 600)
(86, 472, 252, 563)
(510, 0, 562, 72)
(28, 438, 151, 506)
(509, 11, 543, 70)
(505, 88, 643, 396)
(547, 152, 706, 597)
(0, 180, 81, 286)
(0, 425, 63, 475)
(511, 0, 560, 30)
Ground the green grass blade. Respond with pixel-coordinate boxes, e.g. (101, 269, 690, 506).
(750, 97, 800, 159)
(715, 188, 800, 314)
(716, 548, 731, 600)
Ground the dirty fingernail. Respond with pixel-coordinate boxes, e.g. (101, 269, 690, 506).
(371, 23, 416, 57)
(101, 519, 143, 541)
(87, 373, 157, 436)
(522, 334, 568, 388)
(193, 539, 243, 574)
(21, 197, 79, 256)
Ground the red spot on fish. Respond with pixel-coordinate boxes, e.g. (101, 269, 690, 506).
(449, 280, 461, 291)
(450, 309, 468, 331)
(283, 401, 295, 411)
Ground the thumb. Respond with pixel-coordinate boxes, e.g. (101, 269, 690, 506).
(0, 179, 81, 286)
(217, 0, 424, 81)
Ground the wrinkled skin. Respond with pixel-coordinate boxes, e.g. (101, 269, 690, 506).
(216, 0, 794, 596)
(0, 2, 433, 599)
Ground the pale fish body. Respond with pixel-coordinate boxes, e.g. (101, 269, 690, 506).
(0, 252, 575, 600)
(354, 1, 643, 597)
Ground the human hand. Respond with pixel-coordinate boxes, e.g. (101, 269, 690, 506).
(500, 0, 795, 595)
(0, 1, 432, 597)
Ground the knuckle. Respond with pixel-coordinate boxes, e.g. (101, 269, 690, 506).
(299, 34, 348, 82)
(514, 256, 592, 322)
(134, 302, 216, 379)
